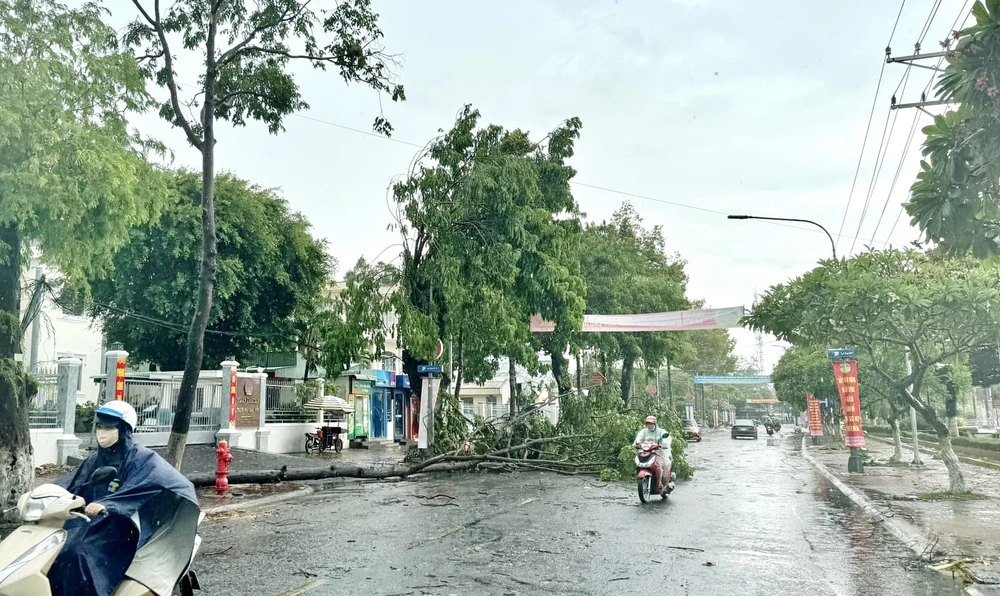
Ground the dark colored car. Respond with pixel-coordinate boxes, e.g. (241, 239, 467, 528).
(731, 419, 758, 440)
(683, 420, 701, 442)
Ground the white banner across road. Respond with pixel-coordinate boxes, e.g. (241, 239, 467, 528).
(529, 305, 746, 333)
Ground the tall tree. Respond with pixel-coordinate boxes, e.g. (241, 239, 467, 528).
(329, 106, 585, 413)
(90, 170, 331, 370)
(0, 0, 163, 510)
(122, 0, 404, 466)
(747, 249, 1000, 492)
(579, 203, 692, 403)
(905, 1, 1000, 257)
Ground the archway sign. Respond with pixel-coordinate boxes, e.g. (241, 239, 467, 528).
(529, 306, 745, 333)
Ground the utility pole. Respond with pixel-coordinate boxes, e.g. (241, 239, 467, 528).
(887, 45, 954, 116)
(905, 349, 923, 465)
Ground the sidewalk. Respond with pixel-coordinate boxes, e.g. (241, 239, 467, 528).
(808, 438, 1000, 585)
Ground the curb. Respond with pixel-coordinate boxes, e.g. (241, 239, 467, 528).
(203, 485, 314, 515)
(800, 436, 930, 557)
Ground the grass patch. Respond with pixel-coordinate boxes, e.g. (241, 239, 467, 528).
(915, 491, 991, 502)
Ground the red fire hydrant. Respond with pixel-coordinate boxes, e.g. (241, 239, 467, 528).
(216, 439, 233, 496)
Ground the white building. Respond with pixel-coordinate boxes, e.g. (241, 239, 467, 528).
(21, 263, 105, 405)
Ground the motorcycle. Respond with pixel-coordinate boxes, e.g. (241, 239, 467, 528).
(634, 436, 676, 503)
(773, 421, 782, 432)
(0, 466, 204, 596)
(765, 423, 774, 436)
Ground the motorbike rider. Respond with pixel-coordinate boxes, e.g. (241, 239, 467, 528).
(634, 415, 672, 470)
(49, 400, 198, 596)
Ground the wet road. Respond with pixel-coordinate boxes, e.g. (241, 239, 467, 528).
(194, 430, 965, 596)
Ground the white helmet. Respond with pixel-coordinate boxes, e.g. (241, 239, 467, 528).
(96, 400, 138, 432)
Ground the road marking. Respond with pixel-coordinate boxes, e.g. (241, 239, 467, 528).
(275, 579, 327, 596)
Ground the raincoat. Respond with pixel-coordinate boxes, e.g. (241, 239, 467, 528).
(634, 426, 672, 470)
(49, 421, 198, 596)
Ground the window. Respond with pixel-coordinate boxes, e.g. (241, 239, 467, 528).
(461, 398, 474, 420)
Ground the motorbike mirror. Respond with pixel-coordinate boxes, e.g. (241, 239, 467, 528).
(90, 466, 118, 486)
(661, 432, 670, 439)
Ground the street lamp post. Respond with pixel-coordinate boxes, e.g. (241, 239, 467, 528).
(729, 214, 865, 473)
(726, 215, 837, 260)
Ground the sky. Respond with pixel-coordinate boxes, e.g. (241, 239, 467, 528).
(100, 0, 970, 372)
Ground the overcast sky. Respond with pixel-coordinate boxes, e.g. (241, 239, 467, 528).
(102, 0, 969, 372)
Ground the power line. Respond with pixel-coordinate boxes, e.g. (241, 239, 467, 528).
(881, 0, 974, 248)
(833, 0, 908, 253)
(291, 116, 884, 247)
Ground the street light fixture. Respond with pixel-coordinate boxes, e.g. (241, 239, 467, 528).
(726, 214, 837, 260)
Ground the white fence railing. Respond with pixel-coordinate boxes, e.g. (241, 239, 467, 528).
(264, 378, 315, 423)
(28, 362, 59, 429)
(122, 378, 223, 433)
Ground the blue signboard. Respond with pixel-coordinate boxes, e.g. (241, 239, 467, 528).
(693, 375, 771, 385)
(375, 369, 394, 387)
(827, 348, 855, 360)
(417, 364, 443, 376)
(396, 374, 410, 389)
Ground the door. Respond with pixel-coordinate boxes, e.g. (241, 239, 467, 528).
(393, 392, 405, 442)
(371, 390, 387, 438)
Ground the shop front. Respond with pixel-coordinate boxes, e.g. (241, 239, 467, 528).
(393, 374, 410, 443)
(347, 382, 371, 441)
(371, 369, 395, 440)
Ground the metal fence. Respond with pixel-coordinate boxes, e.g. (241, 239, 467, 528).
(28, 362, 60, 428)
(122, 378, 223, 433)
(265, 378, 314, 423)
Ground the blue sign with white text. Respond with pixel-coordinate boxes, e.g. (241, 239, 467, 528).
(693, 375, 771, 385)
(827, 348, 854, 360)
(417, 364, 443, 376)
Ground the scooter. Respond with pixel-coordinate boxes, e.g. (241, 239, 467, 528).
(634, 437, 676, 503)
(0, 466, 204, 596)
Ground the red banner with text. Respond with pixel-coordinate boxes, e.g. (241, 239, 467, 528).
(832, 360, 866, 449)
(228, 368, 238, 425)
(806, 393, 823, 437)
(114, 358, 126, 401)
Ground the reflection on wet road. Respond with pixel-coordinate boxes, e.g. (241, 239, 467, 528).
(195, 431, 965, 595)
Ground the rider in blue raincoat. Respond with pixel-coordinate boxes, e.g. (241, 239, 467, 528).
(50, 401, 198, 596)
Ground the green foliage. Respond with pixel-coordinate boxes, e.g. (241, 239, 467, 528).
(747, 249, 1000, 437)
(0, 0, 165, 286)
(123, 0, 405, 143)
(330, 106, 585, 391)
(91, 170, 331, 370)
(579, 203, 692, 402)
(905, 2, 1000, 257)
(556, 384, 693, 481)
(74, 401, 96, 434)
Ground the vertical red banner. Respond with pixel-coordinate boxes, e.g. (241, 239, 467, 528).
(807, 393, 823, 437)
(114, 358, 126, 401)
(832, 360, 866, 449)
(228, 368, 238, 424)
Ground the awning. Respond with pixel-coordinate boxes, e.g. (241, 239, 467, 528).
(303, 396, 355, 413)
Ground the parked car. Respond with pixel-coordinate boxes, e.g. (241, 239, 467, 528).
(731, 419, 758, 440)
(683, 420, 702, 442)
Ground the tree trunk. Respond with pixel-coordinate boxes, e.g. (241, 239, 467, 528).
(165, 22, 220, 469)
(550, 349, 569, 396)
(508, 356, 517, 418)
(937, 432, 967, 493)
(575, 352, 582, 393)
(0, 223, 32, 514)
(888, 415, 902, 463)
(620, 357, 634, 404)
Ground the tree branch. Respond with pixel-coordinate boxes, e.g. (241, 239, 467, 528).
(217, 0, 314, 66)
(132, 0, 203, 151)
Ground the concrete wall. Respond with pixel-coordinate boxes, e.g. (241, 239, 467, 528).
(30, 428, 62, 466)
(265, 423, 349, 454)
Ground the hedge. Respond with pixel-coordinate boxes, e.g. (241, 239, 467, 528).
(866, 425, 1000, 453)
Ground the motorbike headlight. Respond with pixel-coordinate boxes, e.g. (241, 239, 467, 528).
(19, 495, 59, 522)
(0, 531, 65, 585)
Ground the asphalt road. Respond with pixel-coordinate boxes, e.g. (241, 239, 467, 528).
(192, 430, 966, 596)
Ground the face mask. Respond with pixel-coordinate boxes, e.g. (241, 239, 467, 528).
(96, 427, 119, 449)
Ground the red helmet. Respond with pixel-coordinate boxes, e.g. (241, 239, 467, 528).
(645, 415, 657, 424)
